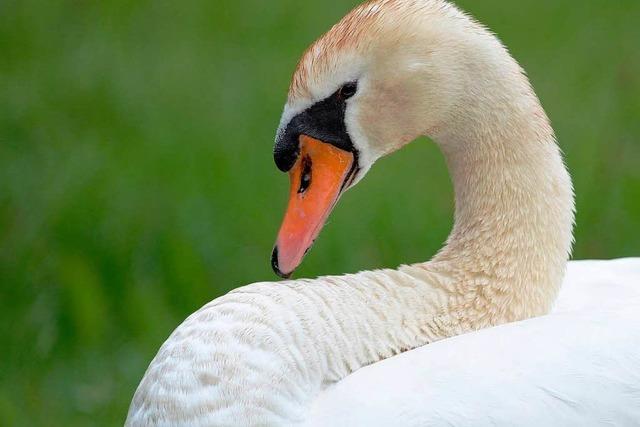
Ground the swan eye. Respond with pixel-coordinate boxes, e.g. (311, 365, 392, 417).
(339, 81, 358, 100)
(298, 156, 312, 194)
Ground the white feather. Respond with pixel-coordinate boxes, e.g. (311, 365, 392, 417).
(306, 259, 640, 427)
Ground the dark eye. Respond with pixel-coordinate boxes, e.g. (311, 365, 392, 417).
(339, 81, 358, 100)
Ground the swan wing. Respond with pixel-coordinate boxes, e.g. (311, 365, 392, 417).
(307, 258, 640, 427)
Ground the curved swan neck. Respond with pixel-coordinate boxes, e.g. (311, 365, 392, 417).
(426, 54, 575, 318)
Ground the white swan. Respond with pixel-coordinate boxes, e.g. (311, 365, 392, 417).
(126, 1, 640, 425)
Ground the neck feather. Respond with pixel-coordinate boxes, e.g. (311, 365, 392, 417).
(426, 66, 575, 322)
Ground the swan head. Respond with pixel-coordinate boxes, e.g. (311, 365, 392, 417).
(271, 0, 496, 278)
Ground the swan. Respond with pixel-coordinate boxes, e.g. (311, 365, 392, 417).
(126, 1, 640, 425)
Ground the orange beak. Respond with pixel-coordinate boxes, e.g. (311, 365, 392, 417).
(272, 135, 356, 278)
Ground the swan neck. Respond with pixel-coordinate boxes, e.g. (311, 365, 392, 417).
(427, 75, 575, 317)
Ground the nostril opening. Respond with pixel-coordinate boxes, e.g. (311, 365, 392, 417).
(298, 156, 312, 194)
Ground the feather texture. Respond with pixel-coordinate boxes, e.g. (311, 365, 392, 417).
(307, 259, 640, 427)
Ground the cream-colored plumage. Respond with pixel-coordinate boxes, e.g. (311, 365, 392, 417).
(126, 1, 639, 426)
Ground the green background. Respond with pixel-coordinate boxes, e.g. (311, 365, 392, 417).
(1, 0, 639, 424)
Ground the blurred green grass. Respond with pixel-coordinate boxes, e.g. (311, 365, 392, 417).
(0, 0, 638, 424)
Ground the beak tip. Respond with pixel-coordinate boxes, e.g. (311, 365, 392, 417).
(271, 246, 293, 279)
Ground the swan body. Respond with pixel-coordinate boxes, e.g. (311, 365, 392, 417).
(126, 1, 640, 425)
(307, 259, 640, 427)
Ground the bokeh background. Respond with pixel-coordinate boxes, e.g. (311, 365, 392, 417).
(1, 0, 639, 424)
